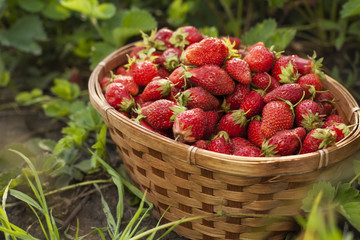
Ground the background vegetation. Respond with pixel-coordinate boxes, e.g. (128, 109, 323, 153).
(1, 0, 360, 239)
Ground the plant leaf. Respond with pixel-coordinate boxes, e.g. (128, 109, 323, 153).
(50, 78, 80, 101)
(42, 0, 71, 20)
(18, 0, 45, 12)
(242, 18, 277, 46)
(60, 0, 96, 15)
(341, 0, 360, 19)
(302, 181, 336, 212)
(93, 3, 116, 19)
(0, 15, 47, 55)
(10, 189, 43, 213)
(90, 42, 116, 70)
(337, 202, 360, 232)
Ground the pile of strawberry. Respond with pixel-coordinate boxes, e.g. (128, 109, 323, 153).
(100, 25, 350, 157)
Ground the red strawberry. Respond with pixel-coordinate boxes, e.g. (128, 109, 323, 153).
(154, 28, 174, 48)
(173, 108, 206, 143)
(105, 82, 134, 113)
(225, 57, 252, 84)
(168, 65, 190, 89)
(271, 55, 299, 83)
(158, 66, 171, 78)
(292, 126, 307, 142)
(127, 59, 159, 86)
(203, 111, 220, 139)
(300, 128, 337, 154)
(264, 83, 305, 104)
(315, 92, 336, 116)
(262, 128, 305, 156)
(217, 110, 248, 138)
(327, 123, 350, 142)
(116, 66, 129, 75)
(297, 73, 322, 98)
(130, 46, 146, 58)
(141, 99, 179, 131)
(100, 75, 111, 90)
(252, 72, 280, 93)
(134, 118, 168, 137)
(291, 52, 325, 77)
(295, 99, 323, 131)
(189, 64, 235, 95)
(234, 145, 262, 157)
(231, 137, 254, 150)
(223, 83, 250, 111)
(141, 77, 173, 102)
(102, 74, 139, 95)
(182, 37, 229, 66)
(322, 114, 345, 128)
(192, 139, 208, 149)
(243, 44, 274, 72)
(207, 131, 233, 154)
(239, 90, 265, 118)
(247, 116, 266, 147)
(180, 87, 220, 111)
(161, 48, 183, 72)
(261, 101, 294, 138)
(169, 25, 203, 49)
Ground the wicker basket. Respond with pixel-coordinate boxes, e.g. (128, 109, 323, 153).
(89, 43, 360, 240)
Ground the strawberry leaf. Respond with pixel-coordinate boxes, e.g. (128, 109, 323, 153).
(302, 181, 336, 212)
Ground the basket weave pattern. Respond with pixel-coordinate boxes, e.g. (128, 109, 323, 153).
(89, 43, 360, 240)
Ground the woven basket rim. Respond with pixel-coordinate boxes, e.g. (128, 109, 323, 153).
(88, 42, 360, 177)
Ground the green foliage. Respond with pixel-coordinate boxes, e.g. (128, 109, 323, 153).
(302, 180, 360, 232)
(0, 15, 47, 55)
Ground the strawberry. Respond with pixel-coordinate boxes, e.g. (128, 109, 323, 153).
(234, 145, 262, 157)
(252, 72, 280, 93)
(173, 108, 206, 143)
(168, 65, 191, 89)
(203, 111, 220, 139)
(292, 52, 325, 77)
(161, 48, 183, 72)
(192, 139, 208, 149)
(231, 137, 254, 150)
(225, 57, 252, 84)
(141, 99, 179, 131)
(243, 44, 274, 72)
(295, 99, 323, 131)
(182, 37, 229, 66)
(116, 66, 129, 75)
(188, 64, 235, 95)
(297, 73, 322, 98)
(261, 101, 294, 138)
(239, 90, 265, 118)
(271, 55, 299, 83)
(247, 116, 266, 147)
(141, 77, 173, 102)
(262, 128, 305, 156)
(154, 27, 174, 48)
(264, 83, 305, 104)
(217, 110, 248, 138)
(300, 128, 337, 154)
(223, 83, 250, 111)
(322, 114, 345, 128)
(133, 118, 168, 137)
(127, 58, 159, 86)
(105, 82, 134, 113)
(169, 25, 203, 49)
(315, 92, 336, 116)
(327, 123, 350, 142)
(129, 46, 146, 58)
(207, 131, 233, 154)
(101, 73, 139, 95)
(180, 87, 220, 111)
(158, 66, 171, 78)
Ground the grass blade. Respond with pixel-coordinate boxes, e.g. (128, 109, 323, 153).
(9, 189, 43, 212)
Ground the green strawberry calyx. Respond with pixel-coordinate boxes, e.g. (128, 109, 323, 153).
(312, 128, 337, 149)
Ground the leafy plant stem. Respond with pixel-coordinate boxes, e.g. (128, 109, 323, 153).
(349, 171, 360, 186)
(44, 179, 112, 197)
(128, 215, 212, 240)
(90, 17, 104, 41)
